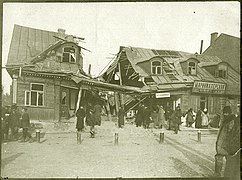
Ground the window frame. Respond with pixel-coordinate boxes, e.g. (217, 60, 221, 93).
(25, 83, 44, 107)
(151, 60, 162, 75)
(187, 61, 197, 75)
(216, 64, 228, 79)
(62, 46, 76, 63)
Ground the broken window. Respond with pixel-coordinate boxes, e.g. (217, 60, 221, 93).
(151, 61, 162, 75)
(25, 83, 44, 106)
(215, 64, 227, 78)
(188, 62, 197, 75)
(63, 47, 76, 63)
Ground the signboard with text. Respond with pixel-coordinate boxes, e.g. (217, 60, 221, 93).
(155, 92, 170, 98)
(192, 81, 226, 94)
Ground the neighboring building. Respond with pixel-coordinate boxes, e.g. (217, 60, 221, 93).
(203, 32, 240, 73)
(6, 25, 143, 121)
(101, 46, 240, 115)
(6, 24, 88, 121)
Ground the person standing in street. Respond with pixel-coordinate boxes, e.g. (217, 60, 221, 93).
(173, 105, 182, 133)
(2, 106, 10, 141)
(135, 104, 144, 127)
(76, 106, 85, 132)
(201, 108, 209, 128)
(118, 107, 125, 128)
(186, 108, 194, 127)
(223, 105, 240, 180)
(9, 107, 21, 140)
(143, 106, 151, 129)
(165, 105, 173, 130)
(93, 103, 102, 126)
(195, 108, 202, 128)
(158, 105, 165, 129)
(20, 108, 34, 143)
(214, 105, 240, 179)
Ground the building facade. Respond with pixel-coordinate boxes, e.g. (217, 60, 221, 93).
(101, 46, 240, 116)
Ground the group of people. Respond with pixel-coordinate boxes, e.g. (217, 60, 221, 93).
(75, 103, 102, 138)
(134, 104, 183, 134)
(1, 105, 33, 143)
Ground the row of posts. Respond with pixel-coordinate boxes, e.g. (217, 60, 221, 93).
(35, 130, 202, 144)
(75, 130, 202, 144)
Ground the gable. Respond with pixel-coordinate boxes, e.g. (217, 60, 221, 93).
(7, 24, 60, 66)
(203, 33, 240, 72)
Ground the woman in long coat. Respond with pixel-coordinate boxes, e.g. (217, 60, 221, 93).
(186, 108, 194, 127)
(201, 108, 209, 128)
(195, 109, 202, 128)
(76, 106, 85, 132)
(158, 106, 166, 129)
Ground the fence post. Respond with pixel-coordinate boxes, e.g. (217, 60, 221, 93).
(115, 133, 118, 145)
(198, 130, 201, 142)
(36, 130, 40, 143)
(160, 132, 164, 144)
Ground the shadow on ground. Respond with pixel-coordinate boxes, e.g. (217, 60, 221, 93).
(1, 153, 24, 169)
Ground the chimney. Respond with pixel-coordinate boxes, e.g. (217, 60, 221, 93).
(88, 64, 91, 76)
(200, 40, 203, 54)
(210, 32, 218, 46)
(58, 28, 66, 38)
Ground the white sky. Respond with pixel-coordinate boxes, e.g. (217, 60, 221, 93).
(2, 2, 240, 94)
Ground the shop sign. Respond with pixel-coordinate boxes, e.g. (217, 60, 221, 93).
(192, 81, 226, 94)
(155, 92, 170, 98)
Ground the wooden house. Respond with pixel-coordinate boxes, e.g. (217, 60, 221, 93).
(101, 46, 240, 115)
(6, 25, 146, 121)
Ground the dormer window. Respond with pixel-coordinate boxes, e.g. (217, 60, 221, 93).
(188, 62, 197, 75)
(63, 47, 76, 63)
(215, 64, 227, 78)
(151, 61, 162, 75)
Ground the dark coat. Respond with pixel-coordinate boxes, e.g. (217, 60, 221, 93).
(9, 111, 21, 128)
(118, 108, 125, 127)
(93, 104, 102, 126)
(76, 108, 85, 130)
(143, 108, 151, 125)
(135, 106, 144, 125)
(21, 112, 30, 128)
(173, 109, 182, 124)
(195, 110, 203, 128)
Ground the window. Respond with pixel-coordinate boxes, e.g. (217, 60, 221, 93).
(215, 64, 227, 78)
(151, 61, 162, 75)
(188, 62, 196, 75)
(200, 96, 208, 110)
(61, 92, 67, 105)
(25, 83, 44, 106)
(63, 47, 76, 63)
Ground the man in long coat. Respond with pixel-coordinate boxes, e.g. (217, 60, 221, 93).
(135, 104, 144, 127)
(214, 105, 240, 178)
(20, 108, 33, 142)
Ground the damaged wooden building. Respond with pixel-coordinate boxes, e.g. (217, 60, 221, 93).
(101, 44, 240, 116)
(6, 25, 144, 121)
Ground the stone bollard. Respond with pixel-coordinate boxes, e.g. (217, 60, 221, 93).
(198, 130, 201, 142)
(36, 130, 40, 143)
(160, 132, 164, 144)
(77, 132, 82, 144)
(115, 133, 118, 145)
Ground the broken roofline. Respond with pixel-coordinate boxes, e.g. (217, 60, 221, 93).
(71, 75, 147, 94)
